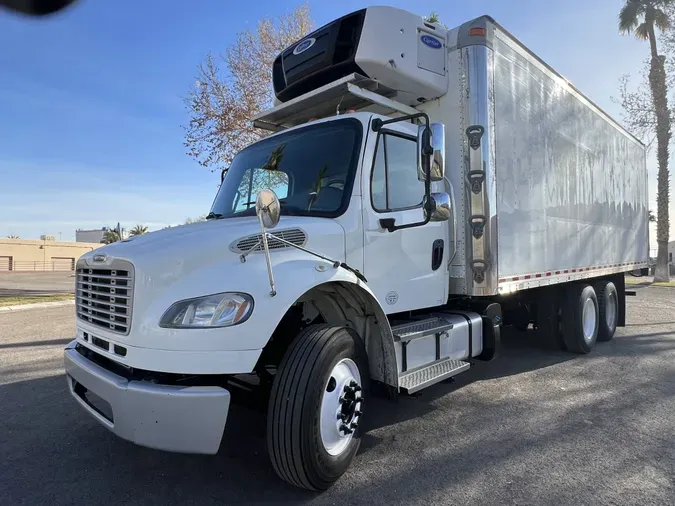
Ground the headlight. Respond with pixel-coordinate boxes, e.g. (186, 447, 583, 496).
(159, 292, 253, 328)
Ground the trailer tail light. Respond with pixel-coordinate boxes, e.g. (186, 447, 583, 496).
(469, 27, 486, 36)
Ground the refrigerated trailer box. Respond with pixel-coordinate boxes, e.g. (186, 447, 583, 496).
(64, 6, 648, 492)
(444, 18, 649, 295)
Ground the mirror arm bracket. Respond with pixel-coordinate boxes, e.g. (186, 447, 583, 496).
(257, 211, 277, 296)
(371, 112, 431, 133)
(267, 234, 341, 268)
(239, 239, 262, 263)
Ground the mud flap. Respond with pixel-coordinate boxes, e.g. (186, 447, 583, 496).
(477, 303, 502, 361)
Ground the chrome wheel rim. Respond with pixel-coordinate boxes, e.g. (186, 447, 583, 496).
(582, 298, 597, 342)
(320, 358, 363, 456)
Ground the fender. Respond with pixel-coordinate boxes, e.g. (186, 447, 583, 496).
(295, 277, 399, 388)
(245, 257, 399, 387)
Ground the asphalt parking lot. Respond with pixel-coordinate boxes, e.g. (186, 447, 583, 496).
(0, 272, 75, 296)
(1, 285, 674, 505)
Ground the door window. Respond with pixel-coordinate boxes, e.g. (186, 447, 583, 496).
(371, 133, 424, 212)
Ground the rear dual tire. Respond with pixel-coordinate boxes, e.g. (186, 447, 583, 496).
(594, 281, 618, 342)
(562, 284, 599, 354)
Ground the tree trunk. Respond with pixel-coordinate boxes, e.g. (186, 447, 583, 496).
(647, 25, 671, 282)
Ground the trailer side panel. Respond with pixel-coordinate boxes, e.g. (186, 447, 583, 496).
(492, 27, 648, 292)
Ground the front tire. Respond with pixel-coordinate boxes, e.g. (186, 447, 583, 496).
(594, 281, 618, 342)
(267, 324, 368, 491)
(562, 284, 599, 354)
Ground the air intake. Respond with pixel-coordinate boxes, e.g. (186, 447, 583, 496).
(230, 228, 307, 254)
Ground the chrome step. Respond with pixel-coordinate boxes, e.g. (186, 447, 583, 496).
(392, 317, 454, 343)
(399, 358, 470, 394)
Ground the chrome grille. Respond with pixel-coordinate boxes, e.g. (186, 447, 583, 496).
(76, 261, 134, 335)
(230, 228, 307, 253)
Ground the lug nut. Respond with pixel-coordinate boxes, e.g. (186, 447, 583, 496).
(339, 424, 353, 434)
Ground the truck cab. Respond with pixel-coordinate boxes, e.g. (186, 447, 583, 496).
(64, 5, 644, 492)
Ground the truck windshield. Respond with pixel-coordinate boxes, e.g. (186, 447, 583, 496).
(210, 118, 363, 219)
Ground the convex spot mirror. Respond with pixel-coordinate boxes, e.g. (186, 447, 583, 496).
(255, 189, 281, 229)
(424, 192, 451, 222)
(417, 123, 445, 182)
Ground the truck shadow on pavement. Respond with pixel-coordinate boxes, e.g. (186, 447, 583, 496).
(359, 326, 675, 453)
(2, 327, 675, 505)
(359, 327, 576, 449)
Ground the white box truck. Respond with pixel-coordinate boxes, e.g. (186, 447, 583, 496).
(64, 6, 648, 491)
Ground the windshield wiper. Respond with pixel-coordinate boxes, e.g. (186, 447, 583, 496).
(205, 212, 225, 220)
(279, 203, 306, 216)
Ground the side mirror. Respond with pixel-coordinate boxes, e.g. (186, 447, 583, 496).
(255, 189, 281, 229)
(417, 123, 445, 182)
(424, 192, 451, 222)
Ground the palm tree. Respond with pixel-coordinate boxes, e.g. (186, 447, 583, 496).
(6, 234, 19, 239)
(649, 209, 657, 222)
(620, 0, 672, 281)
(101, 228, 120, 245)
(129, 224, 149, 237)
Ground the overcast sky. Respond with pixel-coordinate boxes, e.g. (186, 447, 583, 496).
(0, 0, 668, 249)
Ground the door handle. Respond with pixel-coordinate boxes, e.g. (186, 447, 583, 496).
(432, 239, 444, 271)
(379, 218, 396, 232)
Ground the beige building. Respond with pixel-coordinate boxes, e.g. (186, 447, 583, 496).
(0, 238, 102, 271)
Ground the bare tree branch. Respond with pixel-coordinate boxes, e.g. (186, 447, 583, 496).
(184, 4, 313, 172)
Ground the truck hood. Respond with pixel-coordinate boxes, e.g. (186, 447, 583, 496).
(83, 216, 346, 275)
(76, 215, 347, 353)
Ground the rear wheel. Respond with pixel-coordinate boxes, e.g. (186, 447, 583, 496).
(267, 324, 368, 491)
(594, 281, 618, 342)
(562, 284, 598, 354)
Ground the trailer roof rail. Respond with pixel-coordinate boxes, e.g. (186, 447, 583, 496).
(252, 73, 419, 132)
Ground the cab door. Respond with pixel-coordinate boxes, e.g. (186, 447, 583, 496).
(361, 119, 448, 313)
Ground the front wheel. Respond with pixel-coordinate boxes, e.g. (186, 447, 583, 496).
(267, 324, 368, 491)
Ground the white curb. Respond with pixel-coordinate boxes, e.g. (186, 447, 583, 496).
(0, 299, 75, 312)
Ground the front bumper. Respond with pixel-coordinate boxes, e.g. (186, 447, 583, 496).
(64, 340, 230, 454)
